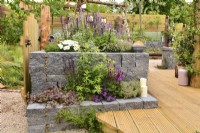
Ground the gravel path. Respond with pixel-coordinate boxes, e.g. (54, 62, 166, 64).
(0, 90, 27, 133)
(0, 59, 161, 133)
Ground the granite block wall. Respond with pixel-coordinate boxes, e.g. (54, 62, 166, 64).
(162, 47, 177, 69)
(27, 95, 158, 133)
(145, 41, 164, 49)
(29, 52, 149, 95)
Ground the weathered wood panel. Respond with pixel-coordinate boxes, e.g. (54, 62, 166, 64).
(40, 5, 50, 50)
(20, 13, 39, 99)
(191, 1, 200, 88)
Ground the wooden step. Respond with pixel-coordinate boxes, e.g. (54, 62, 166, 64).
(97, 109, 181, 133)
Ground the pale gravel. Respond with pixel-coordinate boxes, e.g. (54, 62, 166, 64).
(0, 59, 161, 133)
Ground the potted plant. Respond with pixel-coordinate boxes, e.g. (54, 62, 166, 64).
(132, 40, 145, 53)
(173, 28, 195, 85)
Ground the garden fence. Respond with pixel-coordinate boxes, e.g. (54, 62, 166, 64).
(50, 13, 167, 32)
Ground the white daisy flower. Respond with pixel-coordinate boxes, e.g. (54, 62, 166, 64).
(63, 46, 70, 50)
(62, 40, 70, 45)
(73, 46, 78, 51)
(58, 43, 63, 49)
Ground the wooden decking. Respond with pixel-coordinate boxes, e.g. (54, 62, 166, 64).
(97, 68, 200, 133)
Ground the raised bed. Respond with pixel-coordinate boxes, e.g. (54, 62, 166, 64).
(27, 52, 156, 133)
(27, 94, 158, 133)
(29, 52, 149, 95)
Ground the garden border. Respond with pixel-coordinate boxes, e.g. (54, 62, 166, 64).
(27, 94, 158, 133)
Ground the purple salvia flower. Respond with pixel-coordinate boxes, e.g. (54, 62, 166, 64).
(100, 28, 104, 35)
(115, 68, 123, 82)
(76, 18, 78, 31)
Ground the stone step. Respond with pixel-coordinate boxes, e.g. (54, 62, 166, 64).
(27, 94, 157, 133)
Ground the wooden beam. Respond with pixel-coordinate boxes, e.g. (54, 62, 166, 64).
(40, 5, 50, 50)
(63, 0, 126, 8)
(86, 0, 126, 7)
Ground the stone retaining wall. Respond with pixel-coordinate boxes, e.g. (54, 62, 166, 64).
(29, 52, 149, 95)
(27, 95, 158, 133)
(162, 47, 176, 69)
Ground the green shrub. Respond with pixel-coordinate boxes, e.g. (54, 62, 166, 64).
(120, 80, 142, 98)
(65, 53, 109, 100)
(0, 11, 25, 44)
(115, 40, 132, 52)
(94, 31, 119, 52)
(56, 108, 103, 133)
(0, 42, 23, 89)
(173, 28, 195, 66)
(45, 43, 61, 52)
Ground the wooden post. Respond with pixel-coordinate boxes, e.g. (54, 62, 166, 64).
(191, 1, 200, 88)
(40, 5, 50, 50)
(191, 34, 200, 88)
(20, 13, 39, 100)
(164, 16, 169, 47)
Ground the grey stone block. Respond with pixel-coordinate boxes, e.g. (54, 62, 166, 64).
(117, 98, 143, 110)
(46, 53, 66, 75)
(30, 73, 47, 82)
(121, 53, 136, 68)
(29, 66, 46, 75)
(29, 51, 47, 66)
(102, 101, 119, 111)
(80, 101, 104, 111)
(31, 81, 57, 95)
(107, 53, 122, 67)
(27, 104, 60, 126)
(47, 75, 66, 88)
(162, 47, 176, 69)
(140, 94, 158, 108)
(28, 124, 45, 133)
(46, 52, 81, 75)
(49, 123, 75, 132)
(145, 41, 164, 49)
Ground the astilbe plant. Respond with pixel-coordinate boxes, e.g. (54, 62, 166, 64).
(92, 63, 123, 102)
(29, 87, 79, 106)
(102, 64, 123, 96)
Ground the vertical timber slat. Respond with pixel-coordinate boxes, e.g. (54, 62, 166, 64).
(40, 5, 50, 50)
(20, 13, 39, 100)
(191, 1, 200, 88)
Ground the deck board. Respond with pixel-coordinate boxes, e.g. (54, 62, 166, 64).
(148, 69, 200, 133)
(143, 109, 180, 133)
(113, 110, 139, 133)
(97, 66, 200, 133)
(128, 109, 159, 133)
